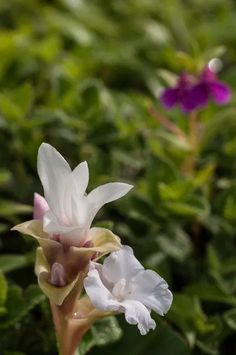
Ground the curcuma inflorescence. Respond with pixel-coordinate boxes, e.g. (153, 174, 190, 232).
(12, 143, 173, 355)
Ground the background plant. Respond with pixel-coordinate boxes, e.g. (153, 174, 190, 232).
(0, 0, 236, 354)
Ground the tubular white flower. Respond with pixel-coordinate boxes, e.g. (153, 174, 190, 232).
(84, 246, 173, 335)
(37, 143, 133, 246)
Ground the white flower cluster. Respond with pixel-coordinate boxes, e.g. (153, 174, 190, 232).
(34, 143, 173, 335)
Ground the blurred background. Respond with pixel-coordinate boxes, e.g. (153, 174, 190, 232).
(0, 0, 236, 354)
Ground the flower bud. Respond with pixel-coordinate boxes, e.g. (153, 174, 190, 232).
(50, 262, 67, 287)
(33, 193, 49, 220)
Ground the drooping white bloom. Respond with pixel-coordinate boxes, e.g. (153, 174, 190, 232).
(37, 143, 133, 246)
(84, 246, 173, 335)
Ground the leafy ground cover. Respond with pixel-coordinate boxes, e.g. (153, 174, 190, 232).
(0, 1, 236, 354)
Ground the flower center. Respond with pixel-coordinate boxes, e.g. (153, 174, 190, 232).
(112, 278, 127, 301)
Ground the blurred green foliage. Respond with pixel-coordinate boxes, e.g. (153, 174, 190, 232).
(0, 0, 236, 354)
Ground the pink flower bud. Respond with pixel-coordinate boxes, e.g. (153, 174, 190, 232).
(33, 193, 49, 220)
(49, 262, 67, 287)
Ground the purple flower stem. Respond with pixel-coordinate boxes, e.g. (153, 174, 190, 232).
(181, 111, 200, 176)
(149, 107, 186, 139)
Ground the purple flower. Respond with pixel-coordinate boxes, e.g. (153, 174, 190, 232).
(183, 67, 231, 111)
(160, 73, 194, 112)
(160, 67, 231, 112)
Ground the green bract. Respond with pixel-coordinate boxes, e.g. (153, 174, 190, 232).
(12, 220, 121, 305)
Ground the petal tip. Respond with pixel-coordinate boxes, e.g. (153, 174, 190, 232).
(39, 142, 50, 149)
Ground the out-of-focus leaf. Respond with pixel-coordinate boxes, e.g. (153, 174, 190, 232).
(0, 271, 8, 306)
(78, 316, 122, 355)
(0, 201, 32, 217)
(0, 285, 45, 329)
(0, 306, 7, 315)
(157, 69, 178, 86)
(47, 10, 94, 45)
(185, 283, 236, 305)
(89, 318, 190, 355)
(12, 83, 33, 118)
(223, 308, 236, 330)
(158, 180, 193, 201)
(164, 198, 210, 218)
(193, 163, 215, 187)
(168, 294, 215, 344)
(0, 253, 34, 273)
(223, 195, 236, 220)
(157, 227, 192, 262)
(0, 94, 22, 122)
(195, 316, 225, 355)
(157, 131, 192, 152)
(0, 169, 11, 186)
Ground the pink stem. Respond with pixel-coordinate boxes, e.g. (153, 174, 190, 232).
(149, 107, 186, 139)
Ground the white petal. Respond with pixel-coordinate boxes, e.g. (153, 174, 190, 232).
(43, 209, 65, 233)
(128, 269, 173, 316)
(87, 182, 133, 220)
(121, 299, 156, 335)
(37, 143, 71, 217)
(103, 246, 143, 284)
(88, 262, 114, 291)
(64, 162, 89, 227)
(70, 194, 90, 227)
(84, 265, 121, 312)
(43, 210, 87, 246)
(72, 161, 89, 195)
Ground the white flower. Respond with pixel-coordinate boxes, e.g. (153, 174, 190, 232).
(84, 246, 173, 335)
(37, 143, 133, 246)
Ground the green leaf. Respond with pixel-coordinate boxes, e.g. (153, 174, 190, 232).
(193, 163, 215, 188)
(185, 283, 236, 306)
(223, 308, 236, 330)
(170, 294, 196, 319)
(223, 195, 236, 220)
(0, 169, 11, 186)
(48, 9, 93, 45)
(78, 316, 122, 355)
(88, 318, 190, 355)
(0, 200, 32, 218)
(0, 94, 22, 122)
(0, 284, 45, 329)
(0, 253, 34, 273)
(158, 180, 193, 201)
(0, 306, 7, 315)
(12, 83, 34, 118)
(164, 199, 209, 218)
(168, 294, 215, 340)
(157, 227, 192, 262)
(0, 271, 8, 306)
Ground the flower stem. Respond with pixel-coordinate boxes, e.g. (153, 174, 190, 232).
(51, 300, 90, 355)
(181, 111, 200, 176)
(149, 107, 186, 139)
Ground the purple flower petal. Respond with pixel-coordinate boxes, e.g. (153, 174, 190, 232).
(181, 83, 209, 112)
(201, 67, 216, 82)
(209, 81, 231, 105)
(160, 88, 179, 109)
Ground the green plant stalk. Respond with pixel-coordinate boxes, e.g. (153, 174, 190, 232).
(182, 110, 200, 176)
